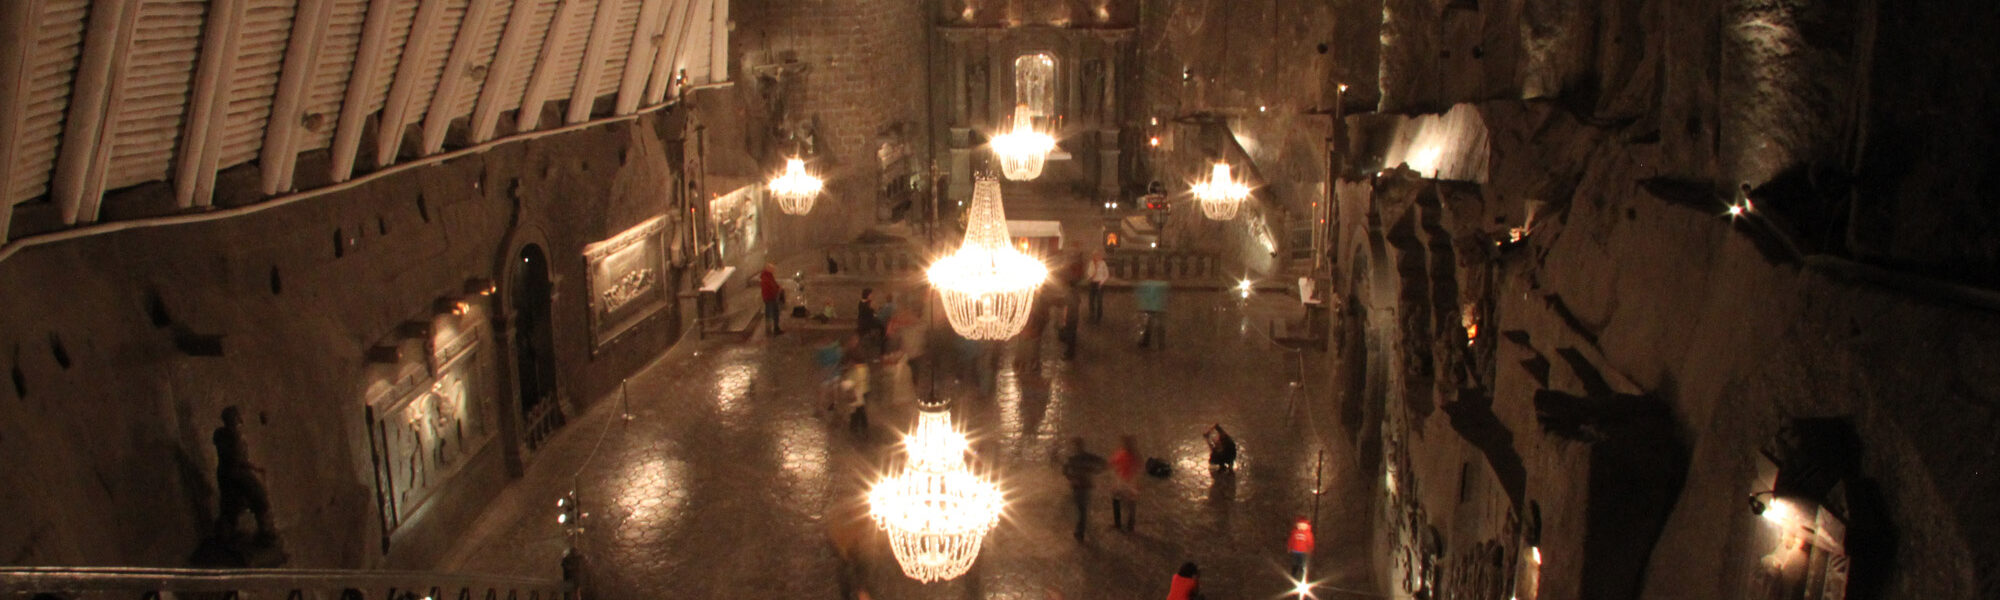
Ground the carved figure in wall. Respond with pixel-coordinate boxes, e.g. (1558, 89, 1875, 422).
(1082, 59, 1105, 120)
(968, 60, 990, 125)
(213, 407, 276, 543)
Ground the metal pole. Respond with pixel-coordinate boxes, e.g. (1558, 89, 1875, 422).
(1311, 449, 1324, 526)
(619, 378, 633, 421)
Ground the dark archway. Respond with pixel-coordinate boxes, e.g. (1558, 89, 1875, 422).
(512, 244, 561, 448)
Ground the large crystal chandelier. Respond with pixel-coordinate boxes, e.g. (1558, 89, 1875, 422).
(928, 179, 1047, 339)
(869, 407, 1005, 583)
(767, 157, 822, 215)
(989, 109, 1055, 181)
(1192, 162, 1251, 220)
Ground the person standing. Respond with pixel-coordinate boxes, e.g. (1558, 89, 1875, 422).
(1061, 438, 1108, 541)
(1203, 424, 1237, 473)
(1288, 515, 1316, 578)
(759, 264, 784, 336)
(856, 288, 883, 357)
(1086, 252, 1110, 323)
(213, 406, 275, 542)
(1167, 562, 1202, 600)
(1109, 435, 1140, 531)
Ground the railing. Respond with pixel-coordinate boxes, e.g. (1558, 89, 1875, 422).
(523, 399, 567, 451)
(1105, 250, 1219, 282)
(0, 567, 565, 599)
(824, 244, 922, 279)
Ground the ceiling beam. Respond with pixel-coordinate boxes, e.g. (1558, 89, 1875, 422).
(374, 0, 455, 168)
(565, 0, 622, 125)
(53, 0, 141, 224)
(260, 0, 333, 195)
(176, 0, 248, 208)
(330, 0, 401, 183)
(0, 0, 46, 239)
(641, 0, 690, 106)
(470, 0, 544, 144)
(517, 0, 585, 133)
(613, 0, 665, 115)
(422, 0, 500, 154)
(706, 0, 724, 84)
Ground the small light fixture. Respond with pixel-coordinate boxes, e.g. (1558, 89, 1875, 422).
(464, 277, 497, 296)
(1338, 83, 1348, 93)
(434, 297, 468, 316)
(1259, 105, 1267, 112)
(1238, 278, 1254, 298)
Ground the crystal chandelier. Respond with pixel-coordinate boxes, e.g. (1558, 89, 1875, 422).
(869, 407, 1005, 583)
(1192, 162, 1251, 220)
(767, 157, 822, 215)
(928, 179, 1047, 340)
(989, 109, 1055, 181)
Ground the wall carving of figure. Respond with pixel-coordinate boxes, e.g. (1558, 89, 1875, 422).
(1082, 58, 1104, 120)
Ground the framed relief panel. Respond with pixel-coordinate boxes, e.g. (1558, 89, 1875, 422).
(584, 216, 671, 348)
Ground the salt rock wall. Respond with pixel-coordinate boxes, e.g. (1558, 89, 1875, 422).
(725, 0, 929, 254)
(1308, 0, 2000, 598)
(0, 115, 688, 569)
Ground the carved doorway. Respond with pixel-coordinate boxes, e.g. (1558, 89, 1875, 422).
(512, 244, 562, 449)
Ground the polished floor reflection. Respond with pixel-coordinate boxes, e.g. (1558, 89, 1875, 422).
(443, 289, 1378, 599)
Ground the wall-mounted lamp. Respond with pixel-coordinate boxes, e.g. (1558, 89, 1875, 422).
(434, 297, 469, 316)
(1747, 490, 1778, 516)
(465, 278, 497, 296)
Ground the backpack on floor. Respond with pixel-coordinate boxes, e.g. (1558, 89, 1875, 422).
(1145, 457, 1172, 478)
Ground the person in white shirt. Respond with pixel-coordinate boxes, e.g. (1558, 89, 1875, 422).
(1086, 251, 1111, 323)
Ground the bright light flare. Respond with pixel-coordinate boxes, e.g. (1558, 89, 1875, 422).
(768, 157, 823, 215)
(1192, 162, 1251, 220)
(869, 410, 1005, 583)
(928, 180, 1047, 340)
(1407, 146, 1443, 177)
(991, 111, 1055, 181)
(1238, 278, 1254, 298)
(1290, 577, 1316, 598)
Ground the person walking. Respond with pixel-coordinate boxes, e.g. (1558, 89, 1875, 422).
(1203, 424, 1237, 473)
(1167, 562, 1202, 600)
(759, 264, 784, 336)
(856, 288, 884, 357)
(1109, 435, 1140, 531)
(1061, 437, 1108, 541)
(1136, 279, 1169, 348)
(1087, 252, 1110, 323)
(1288, 515, 1316, 579)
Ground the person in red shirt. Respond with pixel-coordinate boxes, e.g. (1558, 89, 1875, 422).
(1167, 562, 1201, 600)
(1288, 516, 1315, 579)
(1110, 435, 1140, 532)
(759, 263, 783, 336)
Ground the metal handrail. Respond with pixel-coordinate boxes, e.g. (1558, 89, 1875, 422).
(0, 566, 563, 598)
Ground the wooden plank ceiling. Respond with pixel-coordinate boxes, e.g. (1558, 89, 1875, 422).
(0, 0, 728, 243)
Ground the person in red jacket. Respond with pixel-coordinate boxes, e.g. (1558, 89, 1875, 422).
(1288, 515, 1315, 579)
(1167, 562, 1201, 600)
(759, 263, 784, 336)
(1109, 435, 1140, 532)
